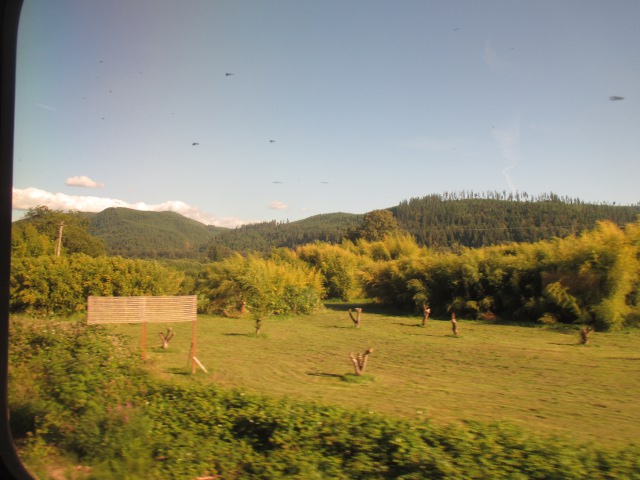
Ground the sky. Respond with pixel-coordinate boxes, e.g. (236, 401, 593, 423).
(12, 0, 640, 228)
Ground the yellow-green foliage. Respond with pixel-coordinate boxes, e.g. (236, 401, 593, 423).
(296, 242, 364, 300)
(199, 252, 324, 316)
(544, 221, 639, 330)
(355, 220, 640, 329)
(10, 254, 184, 315)
(11, 223, 54, 258)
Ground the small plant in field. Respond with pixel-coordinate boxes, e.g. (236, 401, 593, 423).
(349, 348, 373, 376)
(158, 328, 175, 348)
(348, 307, 362, 328)
(255, 315, 263, 335)
(421, 303, 431, 327)
(579, 325, 594, 344)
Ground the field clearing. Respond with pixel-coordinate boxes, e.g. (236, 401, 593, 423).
(111, 305, 640, 447)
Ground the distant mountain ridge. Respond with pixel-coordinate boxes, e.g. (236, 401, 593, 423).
(87, 207, 227, 258)
(86, 195, 640, 259)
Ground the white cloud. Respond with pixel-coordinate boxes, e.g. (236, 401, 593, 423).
(12, 187, 247, 228)
(66, 175, 105, 188)
(268, 200, 288, 210)
(491, 120, 521, 194)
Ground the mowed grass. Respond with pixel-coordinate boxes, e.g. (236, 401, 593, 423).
(111, 304, 640, 448)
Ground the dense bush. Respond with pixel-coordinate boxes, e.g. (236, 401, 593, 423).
(296, 241, 365, 301)
(198, 251, 324, 316)
(358, 221, 640, 330)
(10, 254, 184, 315)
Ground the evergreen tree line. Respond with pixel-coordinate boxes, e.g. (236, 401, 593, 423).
(210, 193, 640, 255)
(206, 213, 362, 256)
(391, 193, 640, 248)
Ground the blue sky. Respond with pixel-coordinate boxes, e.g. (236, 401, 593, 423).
(12, 0, 640, 227)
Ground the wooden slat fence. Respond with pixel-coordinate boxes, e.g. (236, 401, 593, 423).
(87, 295, 197, 324)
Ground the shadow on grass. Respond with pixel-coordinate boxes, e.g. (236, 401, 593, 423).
(307, 372, 375, 384)
(149, 347, 171, 353)
(223, 333, 251, 337)
(321, 325, 355, 329)
(393, 322, 423, 327)
(323, 302, 408, 316)
(341, 373, 375, 383)
(166, 367, 191, 376)
(307, 372, 344, 379)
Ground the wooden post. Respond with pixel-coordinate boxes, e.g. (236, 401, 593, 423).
(141, 297, 147, 359)
(141, 321, 147, 360)
(191, 318, 197, 374)
(55, 222, 64, 256)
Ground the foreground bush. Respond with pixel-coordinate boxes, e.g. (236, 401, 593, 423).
(9, 317, 640, 479)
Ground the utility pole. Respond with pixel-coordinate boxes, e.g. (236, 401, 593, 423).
(56, 222, 65, 256)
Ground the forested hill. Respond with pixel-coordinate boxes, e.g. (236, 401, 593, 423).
(87, 207, 227, 258)
(208, 212, 363, 254)
(391, 193, 640, 248)
(83, 194, 640, 258)
(209, 194, 640, 253)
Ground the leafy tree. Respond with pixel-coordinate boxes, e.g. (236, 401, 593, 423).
(11, 223, 53, 257)
(15, 205, 105, 257)
(356, 209, 399, 242)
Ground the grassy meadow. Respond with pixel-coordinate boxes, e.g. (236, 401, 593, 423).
(112, 303, 640, 448)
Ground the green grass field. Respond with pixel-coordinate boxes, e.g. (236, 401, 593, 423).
(112, 304, 640, 448)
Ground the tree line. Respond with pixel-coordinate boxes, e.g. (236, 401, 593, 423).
(206, 192, 640, 255)
(10, 206, 640, 330)
(16, 192, 638, 260)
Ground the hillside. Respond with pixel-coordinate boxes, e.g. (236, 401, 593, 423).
(87, 207, 228, 258)
(209, 194, 640, 253)
(207, 212, 363, 253)
(392, 192, 640, 248)
(83, 194, 640, 258)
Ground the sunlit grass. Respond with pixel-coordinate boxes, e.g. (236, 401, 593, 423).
(112, 305, 640, 447)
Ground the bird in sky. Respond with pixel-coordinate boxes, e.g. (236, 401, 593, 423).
(192, 142, 199, 146)
(609, 95, 624, 101)
(225, 73, 234, 76)
(272, 181, 283, 184)
(269, 139, 275, 143)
